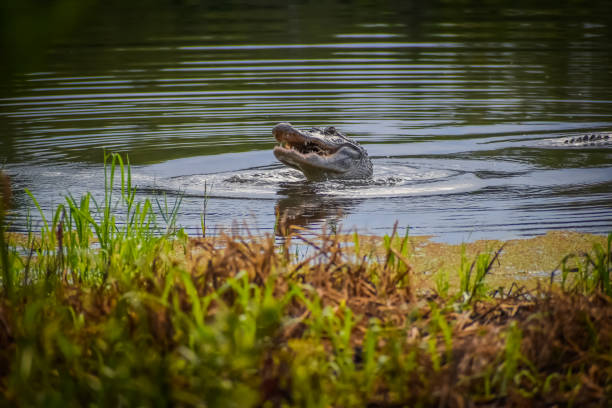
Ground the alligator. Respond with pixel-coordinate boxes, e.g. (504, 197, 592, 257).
(272, 122, 373, 181)
(549, 133, 611, 147)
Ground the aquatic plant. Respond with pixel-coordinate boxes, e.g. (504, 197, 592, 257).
(199, 180, 211, 237)
(555, 232, 612, 297)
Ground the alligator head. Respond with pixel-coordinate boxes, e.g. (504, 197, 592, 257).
(272, 122, 373, 181)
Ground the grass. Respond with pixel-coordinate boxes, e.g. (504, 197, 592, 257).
(0, 155, 611, 407)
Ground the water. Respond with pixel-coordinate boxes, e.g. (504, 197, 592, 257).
(1, 1, 612, 242)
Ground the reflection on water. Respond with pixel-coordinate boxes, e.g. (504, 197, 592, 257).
(1, 0, 612, 242)
(275, 183, 355, 237)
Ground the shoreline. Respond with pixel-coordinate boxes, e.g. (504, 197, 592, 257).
(1, 219, 610, 405)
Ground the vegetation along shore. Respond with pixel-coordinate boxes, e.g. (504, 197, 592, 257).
(0, 155, 611, 406)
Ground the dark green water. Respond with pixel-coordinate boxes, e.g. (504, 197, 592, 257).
(1, 0, 612, 242)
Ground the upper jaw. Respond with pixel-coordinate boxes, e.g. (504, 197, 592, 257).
(272, 122, 310, 146)
(272, 122, 302, 143)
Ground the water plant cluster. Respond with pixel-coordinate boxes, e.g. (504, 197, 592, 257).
(0, 155, 611, 407)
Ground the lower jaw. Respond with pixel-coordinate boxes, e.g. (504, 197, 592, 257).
(274, 149, 344, 173)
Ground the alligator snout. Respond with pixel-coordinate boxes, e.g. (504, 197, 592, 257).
(272, 122, 373, 180)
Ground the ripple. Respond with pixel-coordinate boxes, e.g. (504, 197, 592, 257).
(2, 3, 612, 241)
(158, 161, 475, 199)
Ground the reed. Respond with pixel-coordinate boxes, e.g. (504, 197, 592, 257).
(0, 171, 14, 297)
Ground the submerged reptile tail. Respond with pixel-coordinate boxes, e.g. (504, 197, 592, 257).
(562, 133, 611, 146)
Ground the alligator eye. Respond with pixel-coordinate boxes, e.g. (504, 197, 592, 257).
(324, 126, 336, 134)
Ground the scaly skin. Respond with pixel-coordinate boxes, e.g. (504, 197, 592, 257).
(558, 133, 611, 146)
(272, 123, 373, 181)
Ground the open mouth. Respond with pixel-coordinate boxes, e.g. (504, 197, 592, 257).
(276, 139, 334, 156)
(272, 122, 372, 180)
(273, 123, 337, 157)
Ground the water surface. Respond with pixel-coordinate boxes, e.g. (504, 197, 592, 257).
(1, 1, 612, 242)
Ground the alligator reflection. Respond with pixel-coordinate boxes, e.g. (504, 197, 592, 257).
(274, 182, 359, 237)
